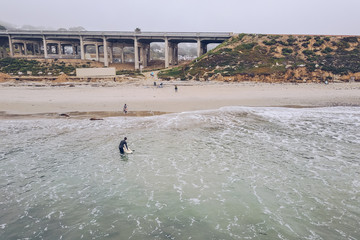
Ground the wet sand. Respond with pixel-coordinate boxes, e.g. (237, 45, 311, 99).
(0, 81, 359, 119)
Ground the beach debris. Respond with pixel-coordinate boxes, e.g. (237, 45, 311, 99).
(90, 118, 104, 121)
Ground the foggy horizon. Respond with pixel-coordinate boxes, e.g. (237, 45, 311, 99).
(1, 0, 360, 35)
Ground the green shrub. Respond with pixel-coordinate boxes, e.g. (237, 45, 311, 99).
(0, 58, 77, 75)
(301, 42, 309, 48)
(302, 50, 314, 56)
(306, 63, 316, 71)
(278, 41, 288, 46)
(313, 38, 325, 47)
(322, 47, 333, 54)
(337, 41, 350, 49)
(282, 48, 293, 55)
(269, 35, 281, 39)
(158, 66, 186, 79)
(342, 37, 358, 43)
(238, 33, 246, 40)
(287, 37, 297, 45)
(263, 39, 277, 46)
(235, 42, 257, 51)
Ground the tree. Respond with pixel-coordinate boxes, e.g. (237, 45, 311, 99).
(135, 28, 141, 33)
(0, 25, 7, 30)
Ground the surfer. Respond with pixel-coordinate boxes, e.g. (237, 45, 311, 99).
(119, 137, 129, 154)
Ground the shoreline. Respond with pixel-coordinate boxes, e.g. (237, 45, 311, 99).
(0, 81, 359, 119)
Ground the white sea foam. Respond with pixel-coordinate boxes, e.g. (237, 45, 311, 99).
(0, 107, 359, 239)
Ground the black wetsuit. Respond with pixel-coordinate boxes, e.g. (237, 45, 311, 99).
(119, 140, 128, 154)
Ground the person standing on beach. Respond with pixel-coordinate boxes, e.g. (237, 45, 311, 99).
(175, 85, 178, 92)
(119, 137, 128, 154)
(123, 104, 128, 114)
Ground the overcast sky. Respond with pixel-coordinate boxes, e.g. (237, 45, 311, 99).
(1, 0, 359, 35)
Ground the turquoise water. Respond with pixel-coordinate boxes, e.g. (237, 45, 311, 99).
(0, 107, 359, 239)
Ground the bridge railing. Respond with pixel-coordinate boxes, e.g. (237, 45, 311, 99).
(0, 30, 233, 38)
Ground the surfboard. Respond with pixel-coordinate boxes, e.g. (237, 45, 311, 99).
(123, 147, 133, 154)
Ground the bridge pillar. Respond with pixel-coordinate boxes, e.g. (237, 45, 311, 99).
(140, 45, 144, 67)
(43, 36, 48, 58)
(141, 44, 150, 67)
(140, 45, 147, 68)
(197, 38, 201, 58)
(169, 43, 173, 65)
(23, 42, 28, 55)
(17, 43, 24, 55)
(109, 43, 114, 63)
(147, 45, 150, 64)
(7, 36, 13, 57)
(120, 46, 125, 63)
(197, 39, 207, 57)
(31, 43, 35, 55)
(174, 44, 178, 65)
(103, 37, 109, 67)
(80, 36, 85, 60)
(134, 37, 139, 70)
(95, 43, 99, 61)
(57, 42, 61, 56)
(170, 43, 178, 65)
(165, 37, 169, 68)
(202, 43, 207, 55)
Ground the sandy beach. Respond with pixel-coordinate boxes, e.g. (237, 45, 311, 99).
(0, 80, 359, 118)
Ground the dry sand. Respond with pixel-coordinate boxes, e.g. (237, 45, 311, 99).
(0, 80, 359, 119)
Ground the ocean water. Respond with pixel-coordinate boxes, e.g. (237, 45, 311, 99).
(0, 107, 359, 240)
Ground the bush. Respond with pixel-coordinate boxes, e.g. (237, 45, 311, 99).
(0, 58, 78, 75)
(342, 37, 358, 43)
(322, 47, 333, 54)
(278, 41, 288, 46)
(287, 37, 297, 45)
(302, 50, 314, 56)
(235, 42, 257, 51)
(313, 39, 325, 47)
(238, 33, 246, 40)
(263, 39, 277, 46)
(306, 63, 316, 71)
(282, 48, 293, 55)
(302, 42, 309, 48)
(269, 35, 281, 40)
(337, 41, 350, 49)
(158, 66, 186, 79)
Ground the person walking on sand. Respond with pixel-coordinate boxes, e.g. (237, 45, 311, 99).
(119, 137, 128, 154)
(175, 85, 178, 92)
(123, 104, 128, 114)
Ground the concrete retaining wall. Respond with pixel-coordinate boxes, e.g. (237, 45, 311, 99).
(76, 67, 116, 77)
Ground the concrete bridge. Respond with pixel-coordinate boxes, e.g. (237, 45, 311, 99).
(0, 30, 232, 69)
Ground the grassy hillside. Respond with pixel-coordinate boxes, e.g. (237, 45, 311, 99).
(159, 34, 360, 83)
(0, 58, 91, 76)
